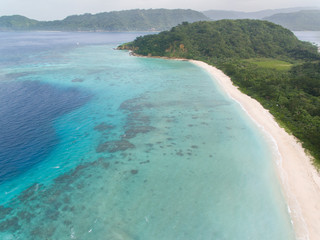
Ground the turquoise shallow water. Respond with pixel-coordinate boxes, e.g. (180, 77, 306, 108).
(0, 32, 295, 239)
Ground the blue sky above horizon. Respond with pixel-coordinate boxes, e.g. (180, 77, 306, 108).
(1, 0, 320, 20)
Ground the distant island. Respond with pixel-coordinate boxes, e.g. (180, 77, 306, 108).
(118, 20, 320, 164)
(202, 8, 320, 31)
(264, 10, 320, 31)
(202, 7, 315, 20)
(0, 9, 209, 31)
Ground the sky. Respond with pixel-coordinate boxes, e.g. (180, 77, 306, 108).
(1, 0, 320, 20)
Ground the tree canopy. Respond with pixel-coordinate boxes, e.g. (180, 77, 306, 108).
(123, 20, 318, 61)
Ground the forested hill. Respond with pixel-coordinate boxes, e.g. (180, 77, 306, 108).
(0, 9, 209, 31)
(119, 20, 320, 164)
(121, 20, 318, 60)
(264, 10, 320, 31)
(0, 15, 39, 30)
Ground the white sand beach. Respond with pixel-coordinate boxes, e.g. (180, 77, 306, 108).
(190, 60, 320, 240)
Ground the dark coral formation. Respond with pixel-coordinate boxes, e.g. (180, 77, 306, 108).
(123, 126, 155, 139)
(119, 97, 154, 111)
(93, 95, 157, 155)
(140, 160, 150, 164)
(127, 113, 150, 126)
(118, 97, 157, 141)
(71, 78, 84, 82)
(96, 140, 135, 153)
(0, 216, 20, 232)
(176, 150, 184, 156)
(94, 122, 115, 132)
(18, 183, 43, 202)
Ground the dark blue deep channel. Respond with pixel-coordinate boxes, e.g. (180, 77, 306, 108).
(0, 80, 91, 183)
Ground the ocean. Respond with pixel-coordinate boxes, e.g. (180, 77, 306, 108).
(294, 31, 320, 47)
(0, 32, 295, 239)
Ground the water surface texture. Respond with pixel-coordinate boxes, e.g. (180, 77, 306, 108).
(0, 32, 295, 239)
(294, 31, 320, 47)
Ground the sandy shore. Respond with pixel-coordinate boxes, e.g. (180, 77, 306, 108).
(190, 60, 320, 240)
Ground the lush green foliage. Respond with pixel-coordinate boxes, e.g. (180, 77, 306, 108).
(127, 20, 318, 60)
(0, 9, 209, 31)
(265, 10, 320, 31)
(0, 15, 39, 30)
(245, 59, 293, 71)
(122, 20, 320, 164)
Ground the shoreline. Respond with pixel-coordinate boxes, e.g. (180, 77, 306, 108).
(189, 60, 320, 240)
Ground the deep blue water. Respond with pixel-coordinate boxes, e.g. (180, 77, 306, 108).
(0, 32, 149, 186)
(0, 80, 90, 183)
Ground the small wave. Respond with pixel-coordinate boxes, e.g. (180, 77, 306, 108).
(70, 228, 76, 239)
(5, 187, 18, 195)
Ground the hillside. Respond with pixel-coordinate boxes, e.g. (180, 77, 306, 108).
(202, 7, 316, 21)
(0, 15, 39, 31)
(119, 20, 320, 163)
(0, 9, 209, 31)
(122, 20, 318, 60)
(264, 10, 320, 31)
